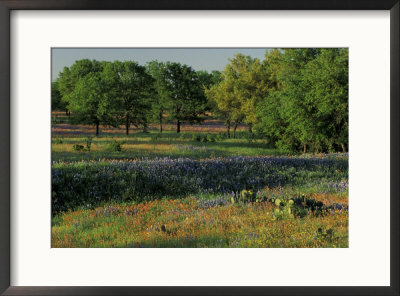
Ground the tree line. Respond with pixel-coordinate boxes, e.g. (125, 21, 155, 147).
(52, 48, 348, 153)
(52, 60, 215, 135)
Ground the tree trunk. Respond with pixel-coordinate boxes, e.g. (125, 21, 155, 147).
(125, 115, 130, 135)
(248, 124, 253, 134)
(303, 144, 306, 153)
(142, 123, 148, 133)
(176, 106, 181, 133)
(96, 122, 100, 136)
(226, 122, 231, 138)
(233, 123, 239, 139)
(159, 112, 163, 133)
(341, 143, 346, 153)
(125, 123, 130, 135)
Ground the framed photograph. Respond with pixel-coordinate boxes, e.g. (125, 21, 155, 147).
(0, 1, 399, 295)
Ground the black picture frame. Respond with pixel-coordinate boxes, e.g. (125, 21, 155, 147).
(0, 1, 399, 295)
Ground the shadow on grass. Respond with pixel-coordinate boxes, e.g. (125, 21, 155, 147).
(125, 235, 229, 248)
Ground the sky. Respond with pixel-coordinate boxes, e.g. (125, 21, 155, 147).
(51, 48, 269, 81)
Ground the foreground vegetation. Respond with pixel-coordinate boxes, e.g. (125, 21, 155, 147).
(51, 121, 348, 248)
(52, 153, 347, 213)
(52, 185, 348, 248)
(51, 123, 281, 162)
(51, 48, 348, 247)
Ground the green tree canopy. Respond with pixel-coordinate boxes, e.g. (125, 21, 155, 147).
(146, 61, 171, 133)
(205, 54, 271, 137)
(164, 62, 207, 133)
(256, 48, 348, 152)
(102, 61, 154, 134)
(51, 81, 67, 112)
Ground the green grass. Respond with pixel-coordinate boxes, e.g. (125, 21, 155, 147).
(52, 186, 348, 248)
(51, 123, 348, 248)
(52, 131, 287, 162)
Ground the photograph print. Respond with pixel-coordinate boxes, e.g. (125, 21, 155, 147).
(51, 48, 348, 248)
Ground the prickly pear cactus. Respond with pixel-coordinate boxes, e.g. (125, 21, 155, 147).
(239, 189, 255, 203)
(273, 198, 295, 220)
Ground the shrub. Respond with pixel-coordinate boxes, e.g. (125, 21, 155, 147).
(206, 134, 216, 142)
(54, 137, 63, 145)
(72, 144, 85, 152)
(106, 140, 123, 152)
(191, 134, 201, 142)
(151, 133, 161, 142)
(215, 133, 225, 142)
(85, 136, 93, 152)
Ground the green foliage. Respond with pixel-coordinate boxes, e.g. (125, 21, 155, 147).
(54, 137, 63, 145)
(191, 134, 202, 142)
(51, 81, 67, 111)
(54, 48, 348, 152)
(273, 198, 294, 220)
(240, 189, 256, 203)
(215, 133, 226, 142)
(151, 133, 161, 142)
(85, 136, 93, 152)
(57, 60, 117, 135)
(256, 48, 348, 153)
(200, 136, 208, 143)
(102, 61, 154, 135)
(106, 140, 124, 152)
(206, 134, 216, 142)
(316, 227, 336, 243)
(146, 61, 171, 133)
(164, 62, 208, 133)
(72, 138, 93, 152)
(72, 144, 85, 152)
(205, 54, 272, 135)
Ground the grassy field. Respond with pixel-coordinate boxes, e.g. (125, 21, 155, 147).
(51, 118, 348, 248)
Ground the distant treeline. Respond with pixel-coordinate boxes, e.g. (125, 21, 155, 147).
(52, 48, 348, 153)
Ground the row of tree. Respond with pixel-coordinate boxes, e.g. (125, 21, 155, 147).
(52, 59, 218, 135)
(52, 48, 348, 153)
(206, 48, 348, 152)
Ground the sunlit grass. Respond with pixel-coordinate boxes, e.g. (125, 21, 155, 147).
(52, 129, 284, 161)
(51, 122, 348, 248)
(52, 195, 348, 248)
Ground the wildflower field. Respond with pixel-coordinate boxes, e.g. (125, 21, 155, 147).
(51, 48, 348, 247)
(51, 122, 349, 248)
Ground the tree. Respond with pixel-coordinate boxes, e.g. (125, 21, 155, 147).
(227, 54, 271, 132)
(164, 62, 207, 133)
(275, 49, 319, 152)
(205, 54, 271, 137)
(302, 48, 348, 152)
(256, 48, 348, 153)
(57, 60, 116, 135)
(197, 70, 221, 113)
(205, 74, 244, 138)
(57, 59, 103, 98)
(103, 61, 154, 135)
(147, 61, 171, 133)
(57, 59, 105, 120)
(255, 49, 285, 144)
(66, 71, 116, 135)
(51, 81, 67, 112)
